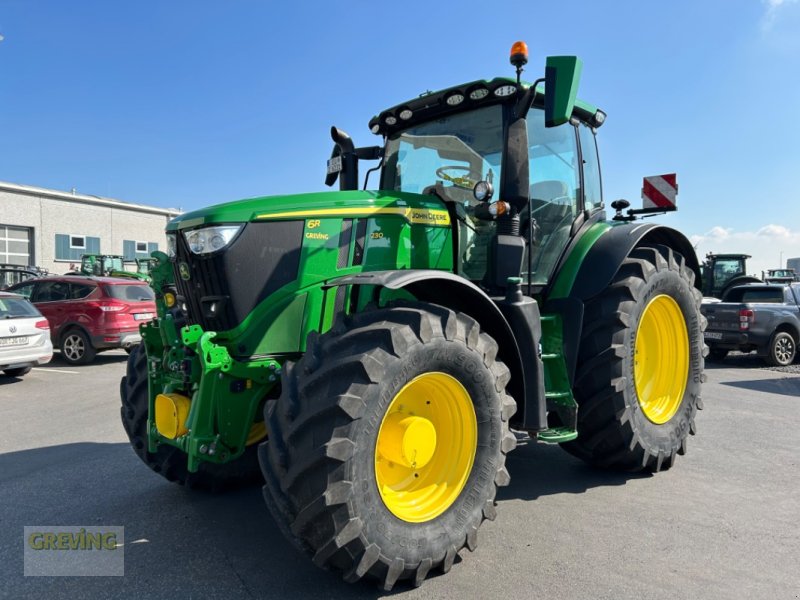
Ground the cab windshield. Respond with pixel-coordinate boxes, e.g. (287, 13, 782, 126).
(381, 104, 504, 199)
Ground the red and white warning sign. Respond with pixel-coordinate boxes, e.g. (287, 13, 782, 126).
(641, 173, 678, 210)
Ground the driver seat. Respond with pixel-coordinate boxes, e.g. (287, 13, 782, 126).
(530, 180, 573, 232)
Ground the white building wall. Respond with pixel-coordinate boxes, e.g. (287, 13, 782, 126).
(0, 181, 179, 274)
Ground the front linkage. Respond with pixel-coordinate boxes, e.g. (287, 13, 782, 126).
(139, 251, 280, 472)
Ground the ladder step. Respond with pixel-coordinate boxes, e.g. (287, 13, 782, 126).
(545, 391, 571, 399)
(541, 353, 559, 360)
(537, 427, 578, 444)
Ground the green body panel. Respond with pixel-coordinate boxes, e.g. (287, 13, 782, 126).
(167, 190, 453, 231)
(548, 222, 613, 299)
(145, 192, 455, 469)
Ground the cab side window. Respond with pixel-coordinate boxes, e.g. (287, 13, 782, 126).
(524, 108, 580, 285)
(578, 124, 602, 211)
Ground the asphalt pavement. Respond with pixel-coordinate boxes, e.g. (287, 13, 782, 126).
(1, 350, 798, 599)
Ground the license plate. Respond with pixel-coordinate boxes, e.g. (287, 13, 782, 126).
(134, 313, 154, 321)
(704, 332, 723, 340)
(326, 155, 342, 175)
(0, 336, 28, 347)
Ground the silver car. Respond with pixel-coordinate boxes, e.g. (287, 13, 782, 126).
(0, 291, 53, 377)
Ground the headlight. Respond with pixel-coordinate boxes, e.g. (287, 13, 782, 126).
(166, 233, 177, 258)
(183, 225, 243, 255)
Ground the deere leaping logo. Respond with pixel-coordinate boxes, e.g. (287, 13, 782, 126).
(179, 262, 191, 281)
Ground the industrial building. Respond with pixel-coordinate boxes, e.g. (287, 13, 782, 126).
(0, 180, 180, 274)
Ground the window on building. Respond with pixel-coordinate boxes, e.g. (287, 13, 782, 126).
(123, 240, 159, 260)
(0, 225, 33, 266)
(55, 234, 100, 261)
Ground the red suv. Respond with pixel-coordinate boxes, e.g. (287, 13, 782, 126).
(9, 276, 156, 364)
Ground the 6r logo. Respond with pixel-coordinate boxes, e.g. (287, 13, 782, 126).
(307, 219, 321, 229)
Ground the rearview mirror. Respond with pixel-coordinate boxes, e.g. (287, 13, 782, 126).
(544, 56, 582, 128)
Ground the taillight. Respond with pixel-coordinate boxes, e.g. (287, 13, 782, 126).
(90, 301, 127, 312)
(35, 319, 50, 330)
(739, 309, 755, 330)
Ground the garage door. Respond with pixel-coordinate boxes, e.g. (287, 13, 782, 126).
(0, 225, 33, 266)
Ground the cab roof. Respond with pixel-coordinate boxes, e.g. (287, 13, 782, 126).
(369, 77, 602, 138)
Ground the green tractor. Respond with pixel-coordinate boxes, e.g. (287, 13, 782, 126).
(70, 254, 151, 282)
(121, 43, 705, 590)
(67, 254, 124, 276)
(700, 252, 761, 299)
(123, 257, 156, 283)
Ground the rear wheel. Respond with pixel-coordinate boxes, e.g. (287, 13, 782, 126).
(120, 344, 263, 490)
(260, 303, 516, 590)
(765, 331, 796, 366)
(60, 329, 96, 365)
(562, 246, 705, 472)
(3, 366, 32, 377)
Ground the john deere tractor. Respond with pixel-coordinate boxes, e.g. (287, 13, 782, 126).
(700, 252, 760, 299)
(121, 43, 705, 590)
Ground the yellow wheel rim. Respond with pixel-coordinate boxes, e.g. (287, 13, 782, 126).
(375, 372, 477, 523)
(634, 294, 690, 424)
(246, 421, 267, 446)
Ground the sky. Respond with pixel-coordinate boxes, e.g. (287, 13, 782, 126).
(1, 0, 799, 276)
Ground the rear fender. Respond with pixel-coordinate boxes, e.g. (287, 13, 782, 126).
(548, 222, 701, 384)
(567, 222, 701, 302)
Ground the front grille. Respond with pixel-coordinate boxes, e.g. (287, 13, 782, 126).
(173, 221, 303, 331)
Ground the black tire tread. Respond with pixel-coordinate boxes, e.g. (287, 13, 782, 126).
(563, 246, 705, 473)
(260, 302, 515, 590)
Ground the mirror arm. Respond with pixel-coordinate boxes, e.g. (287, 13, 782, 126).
(515, 77, 545, 120)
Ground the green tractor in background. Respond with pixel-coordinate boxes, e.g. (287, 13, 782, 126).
(700, 252, 761, 299)
(124, 257, 155, 283)
(121, 43, 706, 590)
(69, 254, 152, 283)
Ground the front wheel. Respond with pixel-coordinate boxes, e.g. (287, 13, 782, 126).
(563, 246, 705, 472)
(260, 303, 516, 590)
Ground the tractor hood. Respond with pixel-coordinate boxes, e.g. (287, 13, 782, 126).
(166, 190, 451, 231)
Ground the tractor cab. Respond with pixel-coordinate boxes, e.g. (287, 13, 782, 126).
(75, 254, 125, 277)
(701, 253, 760, 298)
(327, 46, 605, 295)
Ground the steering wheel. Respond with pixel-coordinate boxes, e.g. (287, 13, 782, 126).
(436, 165, 482, 190)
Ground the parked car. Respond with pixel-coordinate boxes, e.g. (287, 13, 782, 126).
(8, 276, 156, 365)
(700, 283, 800, 365)
(0, 291, 53, 377)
